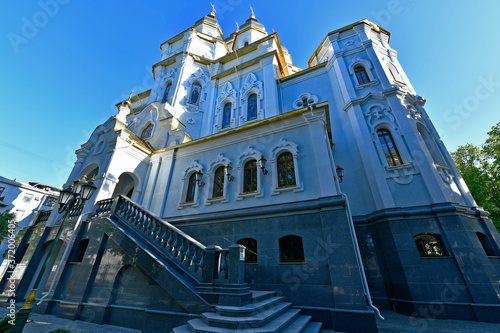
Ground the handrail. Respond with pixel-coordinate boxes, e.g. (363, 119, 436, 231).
(34, 210, 52, 225)
(91, 195, 246, 286)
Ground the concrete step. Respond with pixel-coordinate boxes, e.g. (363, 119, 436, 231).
(216, 296, 285, 317)
(203, 302, 294, 329)
(280, 315, 312, 333)
(188, 309, 302, 333)
(251, 290, 276, 303)
(303, 322, 323, 333)
(172, 324, 191, 333)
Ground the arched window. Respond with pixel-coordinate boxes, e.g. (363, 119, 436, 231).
(222, 103, 231, 128)
(414, 233, 447, 257)
(189, 82, 202, 105)
(141, 123, 153, 139)
(247, 93, 257, 120)
(213, 166, 225, 198)
(243, 160, 258, 193)
(387, 62, 403, 82)
(279, 235, 305, 262)
(277, 152, 296, 187)
(185, 173, 197, 202)
(162, 82, 172, 103)
(477, 232, 497, 256)
(354, 66, 370, 85)
(237, 238, 257, 263)
(417, 125, 444, 165)
(377, 129, 403, 167)
(70, 239, 90, 263)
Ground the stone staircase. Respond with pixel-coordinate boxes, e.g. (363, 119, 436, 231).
(172, 291, 324, 333)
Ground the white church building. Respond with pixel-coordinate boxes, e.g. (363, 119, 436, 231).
(3, 9, 500, 333)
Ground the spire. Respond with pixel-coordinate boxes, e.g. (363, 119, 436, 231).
(249, 5, 256, 20)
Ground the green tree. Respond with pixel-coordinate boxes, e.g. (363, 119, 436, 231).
(452, 123, 500, 231)
(0, 211, 16, 240)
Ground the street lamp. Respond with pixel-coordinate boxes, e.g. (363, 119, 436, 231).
(336, 164, 344, 183)
(11, 175, 97, 333)
(225, 164, 234, 182)
(258, 156, 268, 175)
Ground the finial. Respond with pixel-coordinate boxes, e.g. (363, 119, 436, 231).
(249, 5, 256, 19)
(235, 21, 239, 32)
(210, 2, 216, 16)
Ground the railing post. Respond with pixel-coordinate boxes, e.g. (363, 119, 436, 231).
(202, 245, 221, 284)
(228, 244, 245, 285)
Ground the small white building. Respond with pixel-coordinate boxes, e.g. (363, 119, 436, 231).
(0, 176, 59, 276)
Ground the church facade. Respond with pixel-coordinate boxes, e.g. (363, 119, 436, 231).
(3, 10, 500, 333)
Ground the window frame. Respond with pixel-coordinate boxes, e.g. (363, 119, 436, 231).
(185, 173, 197, 203)
(414, 233, 448, 257)
(237, 238, 257, 263)
(243, 160, 258, 193)
(348, 59, 377, 89)
(279, 235, 305, 263)
(276, 152, 296, 188)
(354, 65, 370, 85)
(22, 193, 34, 203)
(222, 102, 232, 129)
(178, 162, 204, 209)
(212, 166, 225, 198)
(377, 128, 403, 167)
(140, 123, 154, 139)
(162, 81, 173, 104)
(476, 232, 498, 257)
(236, 148, 265, 201)
(247, 93, 258, 121)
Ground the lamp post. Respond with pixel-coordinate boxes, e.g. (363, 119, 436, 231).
(10, 175, 97, 333)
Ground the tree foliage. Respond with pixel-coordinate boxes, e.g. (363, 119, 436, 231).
(452, 123, 500, 231)
(0, 211, 16, 240)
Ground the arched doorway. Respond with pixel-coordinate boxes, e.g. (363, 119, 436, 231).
(112, 173, 137, 200)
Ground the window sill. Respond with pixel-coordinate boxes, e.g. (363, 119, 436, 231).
(385, 163, 412, 170)
(272, 184, 303, 196)
(279, 261, 306, 265)
(236, 191, 263, 201)
(355, 80, 379, 90)
(419, 256, 453, 259)
(67, 262, 81, 266)
(177, 201, 199, 209)
(205, 197, 228, 205)
(487, 256, 500, 259)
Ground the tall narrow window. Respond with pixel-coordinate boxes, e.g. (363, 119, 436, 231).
(277, 152, 296, 187)
(189, 82, 202, 105)
(243, 160, 258, 193)
(213, 166, 225, 198)
(377, 129, 403, 167)
(237, 238, 257, 263)
(477, 232, 497, 256)
(141, 123, 153, 139)
(247, 93, 257, 120)
(414, 233, 447, 257)
(354, 66, 370, 85)
(185, 173, 197, 202)
(162, 82, 172, 103)
(222, 103, 231, 128)
(279, 235, 305, 262)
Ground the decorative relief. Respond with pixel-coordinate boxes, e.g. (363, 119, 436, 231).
(436, 164, 454, 184)
(186, 117, 195, 125)
(214, 81, 237, 130)
(293, 93, 318, 109)
(406, 105, 422, 121)
(385, 164, 418, 185)
(364, 105, 396, 130)
(182, 68, 209, 114)
(344, 40, 354, 47)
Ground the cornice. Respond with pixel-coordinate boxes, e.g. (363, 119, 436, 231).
(308, 19, 391, 67)
(211, 51, 277, 80)
(153, 102, 329, 155)
(342, 87, 400, 111)
(278, 63, 327, 87)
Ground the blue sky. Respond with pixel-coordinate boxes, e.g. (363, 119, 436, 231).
(1, 1, 499, 188)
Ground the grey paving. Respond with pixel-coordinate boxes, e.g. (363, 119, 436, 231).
(1, 307, 500, 332)
(376, 310, 500, 333)
(0, 307, 140, 333)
